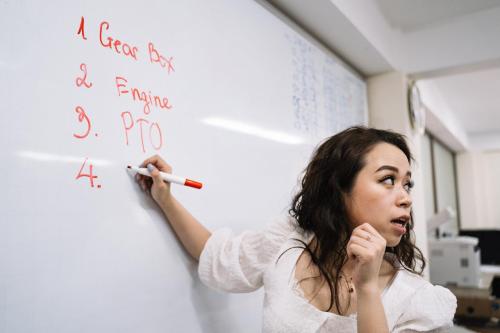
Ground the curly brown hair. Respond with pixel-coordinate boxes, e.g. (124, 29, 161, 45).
(285, 126, 425, 314)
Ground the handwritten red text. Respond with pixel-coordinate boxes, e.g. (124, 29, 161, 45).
(99, 21, 139, 61)
(121, 111, 163, 153)
(115, 76, 173, 115)
(148, 42, 175, 74)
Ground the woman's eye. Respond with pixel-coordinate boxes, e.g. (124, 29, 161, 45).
(381, 176, 414, 192)
(404, 180, 415, 193)
(381, 176, 395, 185)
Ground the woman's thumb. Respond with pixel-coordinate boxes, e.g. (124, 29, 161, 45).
(147, 163, 163, 185)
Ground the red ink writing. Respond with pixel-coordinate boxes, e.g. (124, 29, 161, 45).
(76, 63, 93, 88)
(115, 76, 172, 115)
(121, 111, 133, 145)
(99, 21, 138, 61)
(77, 16, 87, 40)
(148, 42, 175, 74)
(121, 111, 163, 153)
(71, 17, 173, 187)
(76, 157, 99, 188)
(149, 122, 163, 150)
(73, 106, 91, 139)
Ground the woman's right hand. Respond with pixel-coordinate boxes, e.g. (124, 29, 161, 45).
(137, 155, 173, 205)
(136, 155, 211, 260)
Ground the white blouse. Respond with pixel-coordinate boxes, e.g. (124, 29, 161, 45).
(198, 215, 457, 332)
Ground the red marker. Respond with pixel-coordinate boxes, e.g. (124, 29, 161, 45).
(127, 165, 202, 189)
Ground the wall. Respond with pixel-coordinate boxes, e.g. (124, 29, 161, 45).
(457, 150, 500, 229)
(417, 80, 469, 152)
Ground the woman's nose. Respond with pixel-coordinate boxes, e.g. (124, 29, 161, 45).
(398, 189, 412, 208)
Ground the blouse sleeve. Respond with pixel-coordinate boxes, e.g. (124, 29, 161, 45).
(392, 284, 457, 332)
(197, 215, 297, 293)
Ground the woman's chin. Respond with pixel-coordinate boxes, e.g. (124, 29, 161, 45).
(385, 236, 402, 248)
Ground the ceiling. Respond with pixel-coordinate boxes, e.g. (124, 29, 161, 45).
(377, 0, 500, 33)
(265, 0, 500, 152)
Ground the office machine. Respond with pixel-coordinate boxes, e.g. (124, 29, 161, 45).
(429, 236, 481, 288)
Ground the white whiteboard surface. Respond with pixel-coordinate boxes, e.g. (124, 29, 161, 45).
(0, 1, 367, 332)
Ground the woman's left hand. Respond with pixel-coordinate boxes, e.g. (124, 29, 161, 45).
(346, 223, 387, 293)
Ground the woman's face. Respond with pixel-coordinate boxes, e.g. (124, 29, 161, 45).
(344, 142, 413, 247)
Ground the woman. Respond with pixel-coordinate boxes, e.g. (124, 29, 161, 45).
(135, 126, 456, 332)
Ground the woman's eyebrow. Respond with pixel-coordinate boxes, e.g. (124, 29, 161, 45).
(375, 165, 412, 177)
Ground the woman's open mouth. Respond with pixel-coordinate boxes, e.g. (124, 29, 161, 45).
(390, 215, 409, 235)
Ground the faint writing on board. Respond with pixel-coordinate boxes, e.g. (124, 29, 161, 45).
(287, 34, 319, 135)
(286, 34, 367, 140)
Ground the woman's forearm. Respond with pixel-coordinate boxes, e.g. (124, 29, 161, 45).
(357, 287, 389, 333)
(159, 195, 211, 261)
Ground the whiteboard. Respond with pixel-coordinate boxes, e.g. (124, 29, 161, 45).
(0, 1, 367, 332)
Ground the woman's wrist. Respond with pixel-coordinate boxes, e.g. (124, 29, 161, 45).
(158, 193, 175, 212)
(356, 283, 380, 297)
